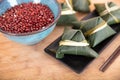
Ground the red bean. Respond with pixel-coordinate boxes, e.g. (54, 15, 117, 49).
(0, 2, 54, 34)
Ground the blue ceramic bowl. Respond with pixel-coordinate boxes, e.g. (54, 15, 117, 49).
(0, 0, 61, 45)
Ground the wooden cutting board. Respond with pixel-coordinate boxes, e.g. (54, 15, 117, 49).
(0, 0, 120, 80)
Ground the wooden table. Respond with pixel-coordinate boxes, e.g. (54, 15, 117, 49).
(0, 0, 120, 80)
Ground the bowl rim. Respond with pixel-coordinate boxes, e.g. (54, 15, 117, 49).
(0, 0, 61, 36)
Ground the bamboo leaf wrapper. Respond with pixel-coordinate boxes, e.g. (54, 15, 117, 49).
(57, 2, 77, 26)
(56, 29, 98, 59)
(72, 0, 91, 12)
(95, 2, 120, 25)
(80, 17, 116, 47)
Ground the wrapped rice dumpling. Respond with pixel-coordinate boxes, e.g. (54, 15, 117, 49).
(57, 1, 77, 26)
(71, 0, 91, 12)
(56, 29, 98, 59)
(80, 17, 116, 47)
(95, 2, 120, 25)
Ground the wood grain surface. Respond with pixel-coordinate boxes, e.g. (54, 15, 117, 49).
(0, 0, 120, 80)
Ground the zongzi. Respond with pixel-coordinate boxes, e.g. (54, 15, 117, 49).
(57, 1, 77, 26)
(80, 17, 116, 47)
(56, 28, 98, 59)
(95, 2, 120, 25)
(71, 0, 91, 12)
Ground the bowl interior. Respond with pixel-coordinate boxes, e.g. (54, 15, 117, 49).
(0, 0, 60, 36)
(0, 0, 60, 18)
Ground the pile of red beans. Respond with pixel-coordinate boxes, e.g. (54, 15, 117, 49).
(0, 2, 54, 34)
